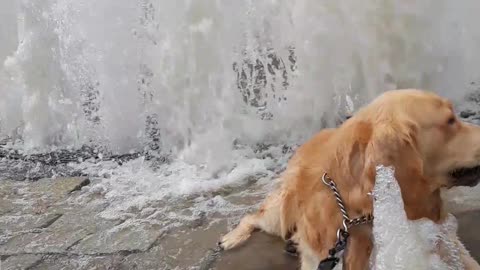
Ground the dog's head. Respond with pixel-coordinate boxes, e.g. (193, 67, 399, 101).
(348, 89, 480, 221)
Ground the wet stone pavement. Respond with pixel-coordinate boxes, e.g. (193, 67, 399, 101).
(1, 177, 480, 270)
(0, 176, 265, 270)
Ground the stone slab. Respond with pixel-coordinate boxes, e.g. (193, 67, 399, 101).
(28, 177, 90, 199)
(0, 180, 19, 197)
(0, 211, 119, 255)
(0, 229, 90, 255)
(46, 211, 119, 233)
(0, 181, 28, 215)
(0, 213, 61, 235)
(72, 221, 164, 254)
(0, 178, 90, 215)
(32, 255, 126, 270)
(0, 198, 15, 215)
(1, 254, 42, 270)
(124, 221, 227, 270)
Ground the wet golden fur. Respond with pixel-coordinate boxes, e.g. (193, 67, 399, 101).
(220, 89, 480, 269)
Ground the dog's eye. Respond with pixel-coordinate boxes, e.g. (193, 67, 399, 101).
(447, 117, 456, 125)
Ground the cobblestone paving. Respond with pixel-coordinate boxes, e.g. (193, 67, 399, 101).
(0, 177, 238, 270)
(1, 177, 480, 270)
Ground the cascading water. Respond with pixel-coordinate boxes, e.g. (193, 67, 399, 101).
(2, 1, 480, 268)
(3, 0, 480, 153)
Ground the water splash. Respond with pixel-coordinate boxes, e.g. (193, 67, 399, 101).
(2, 0, 480, 156)
(371, 165, 465, 270)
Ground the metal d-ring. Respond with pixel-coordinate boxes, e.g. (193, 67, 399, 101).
(322, 173, 331, 185)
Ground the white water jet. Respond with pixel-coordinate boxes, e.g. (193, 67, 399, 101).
(371, 166, 465, 270)
(1, 0, 480, 157)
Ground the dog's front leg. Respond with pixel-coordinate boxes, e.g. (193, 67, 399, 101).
(342, 226, 373, 270)
(455, 238, 480, 270)
(463, 254, 480, 270)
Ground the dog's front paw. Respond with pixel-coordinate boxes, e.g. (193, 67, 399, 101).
(284, 239, 299, 257)
(219, 230, 250, 250)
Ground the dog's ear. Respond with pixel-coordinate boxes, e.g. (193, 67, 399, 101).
(366, 120, 443, 222)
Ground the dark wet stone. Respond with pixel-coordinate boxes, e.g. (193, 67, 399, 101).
(0, 159, 85, 182)
(124, 222, 227, 270)
(213, 231, 298, 270)
(0, 145, 168, 181)
(466, 92, 480, 103)
(460, 110, 476, 118)
(457, 210, 480, 262)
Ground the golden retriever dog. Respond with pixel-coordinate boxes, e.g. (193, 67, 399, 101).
(219, 89, 480, 269)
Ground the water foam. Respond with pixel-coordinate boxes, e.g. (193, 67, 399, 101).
(371, 165, 465, 270)
(69, 144, 290, 222)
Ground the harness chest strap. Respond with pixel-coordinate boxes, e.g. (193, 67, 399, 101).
(317, 173, 374, 270)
